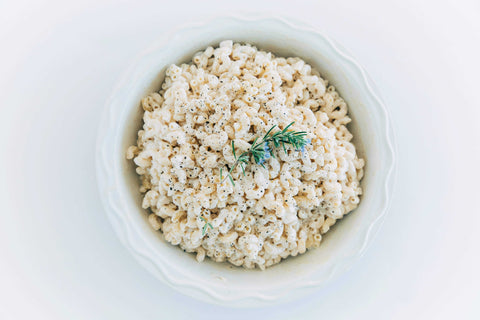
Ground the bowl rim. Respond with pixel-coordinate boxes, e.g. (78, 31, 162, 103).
(96, 14, 397, 306)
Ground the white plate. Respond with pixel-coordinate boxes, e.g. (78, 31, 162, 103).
(96, 15, 396, 307)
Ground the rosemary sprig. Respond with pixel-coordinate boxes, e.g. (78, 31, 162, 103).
(200, 216, 213, 236)
(219, 121, 310, 185)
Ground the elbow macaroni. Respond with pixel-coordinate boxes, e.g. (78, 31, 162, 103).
(128, 41, 365, 269)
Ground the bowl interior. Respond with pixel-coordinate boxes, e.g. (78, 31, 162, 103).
(113, 18, 390, 300)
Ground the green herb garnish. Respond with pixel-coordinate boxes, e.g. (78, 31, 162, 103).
(219, 121, 310, 185)
(200, 216, 213, 236)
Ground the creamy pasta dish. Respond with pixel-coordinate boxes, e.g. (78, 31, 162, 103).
(127, 41, 365, 269)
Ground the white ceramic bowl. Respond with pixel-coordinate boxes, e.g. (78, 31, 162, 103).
(96, 16, 396, 307)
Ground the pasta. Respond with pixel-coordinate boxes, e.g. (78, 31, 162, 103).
(127, 41, 365, 269)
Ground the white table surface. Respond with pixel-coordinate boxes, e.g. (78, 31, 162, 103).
(1, 0, 479, 319)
